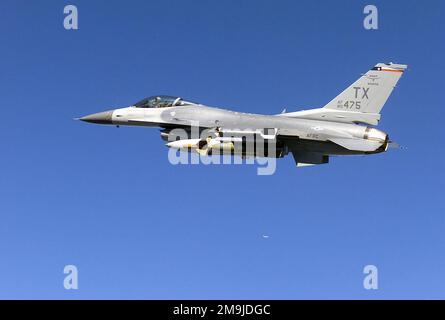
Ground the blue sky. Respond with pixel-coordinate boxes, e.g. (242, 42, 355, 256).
(0, 0, 444, 299)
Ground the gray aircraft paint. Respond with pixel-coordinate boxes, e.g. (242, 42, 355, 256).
(79, 62, 407, 166)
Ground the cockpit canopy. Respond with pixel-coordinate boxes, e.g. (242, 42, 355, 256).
(134, 95, 188, 108)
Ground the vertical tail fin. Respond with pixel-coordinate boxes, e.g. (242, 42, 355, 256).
(322, 62, 407, 122)
(279, 62, 407, 125)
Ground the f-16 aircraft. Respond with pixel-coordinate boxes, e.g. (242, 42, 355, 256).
(79, 62, 407, 167)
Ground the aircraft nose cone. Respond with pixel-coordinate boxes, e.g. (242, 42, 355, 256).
(80, 110, 114, 124)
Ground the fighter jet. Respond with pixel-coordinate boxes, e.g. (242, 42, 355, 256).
(79, 62, 407, 167)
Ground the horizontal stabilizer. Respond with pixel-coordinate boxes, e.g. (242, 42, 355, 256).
(278, 108, 381, 125)
(329, 137, 382, 152)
